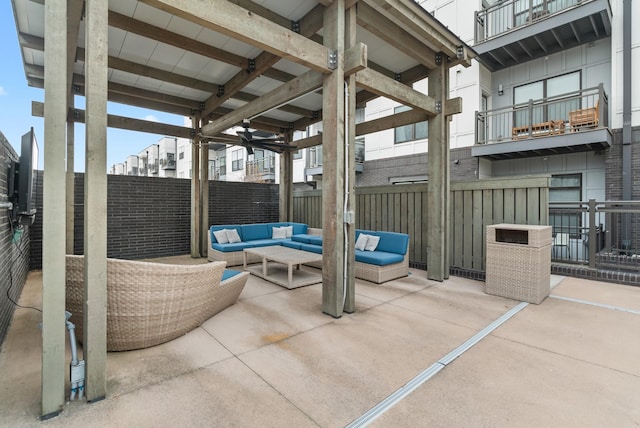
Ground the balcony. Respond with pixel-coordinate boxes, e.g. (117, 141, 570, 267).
(472, 84, 612, 160)
(474, 0, 611, 71)
(305, 139, 365, 176)
(246, 155, 277, 183)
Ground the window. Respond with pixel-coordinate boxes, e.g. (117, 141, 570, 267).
(394, 105, 427, 144)
(293, 150, 302, 160)
(178, 148, 185, 160)
(232, 149, 243, 171)
(550, 174, 582, 237)
(514, 71, 581, 128)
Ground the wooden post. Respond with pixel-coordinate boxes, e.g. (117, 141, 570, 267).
(343, 4, 357, 314)
(279, 131, 294, 222)
(42, 0, 67, 417)
(322, 0, 346, 318)
(83, 0, 108, 402)
(427, 54, 450, 281)
(191, 115, 201, 257)
(200, 116, 210, 256)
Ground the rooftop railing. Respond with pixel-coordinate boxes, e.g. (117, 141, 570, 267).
(475, 0, 585, 43)
(549, 200, 640, 274)
(475, 84, 608, 145)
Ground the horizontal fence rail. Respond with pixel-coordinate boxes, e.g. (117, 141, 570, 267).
(293, 176, 551, 272)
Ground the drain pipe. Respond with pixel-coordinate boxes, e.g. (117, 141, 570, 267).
(65, 311, 85, 401)
(343, 80, 350, 309)
(622, 0, 632, 245)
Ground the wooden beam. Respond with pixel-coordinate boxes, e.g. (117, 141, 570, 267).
(41, 0, 67, 418)
(363, 0, 473, 67)
(356, 67, 438, 115)
(32, 101, 194, 139)
(200, 4, 325, 117)
(83, 0, 108, 402)
(139, 0, 332, 72)
(201, 70, 325, 137)
(357, 2, 437, 69)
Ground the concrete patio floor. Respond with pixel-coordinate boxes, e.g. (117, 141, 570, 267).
(1, 256, 639, 427)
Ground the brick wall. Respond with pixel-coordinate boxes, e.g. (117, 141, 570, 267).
(29, 175, 280, 269)
(605, 127, 640, 200)
(357, 147, 478, 187)
(0, 132, 32, 348)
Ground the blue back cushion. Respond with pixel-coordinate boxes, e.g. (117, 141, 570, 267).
(375, 231, 409, 255)
(241, 224, 269, 241)
(290, 223, 308, 235)
(221, 269, 241, 281)
(210, 225, 241, 243)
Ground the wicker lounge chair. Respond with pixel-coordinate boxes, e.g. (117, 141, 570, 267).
(65, 255, 249, 351)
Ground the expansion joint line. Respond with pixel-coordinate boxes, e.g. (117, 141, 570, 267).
(347, 302, 529, 428)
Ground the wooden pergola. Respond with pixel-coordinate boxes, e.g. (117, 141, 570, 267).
(11, 0, 472, 418)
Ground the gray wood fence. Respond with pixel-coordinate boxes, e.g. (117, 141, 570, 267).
(293, 175, 550, 273)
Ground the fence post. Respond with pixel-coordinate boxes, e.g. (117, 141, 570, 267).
(588, 199, 596, 269)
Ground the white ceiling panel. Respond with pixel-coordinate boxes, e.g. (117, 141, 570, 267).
(109, 69, 143, 88)
(118, 33, 158, 65)
(272, 59, 309, 77)
(357, 27, 417, 73)
(218, 37, 263, 59)
(158, 80, 196, 99)
(166, 15, 203, 39)
(22, 0, 44, 37)
(108, 0, 137, 17)
(177, 87, 211, 101)
(132, 2, 172, 29)
(260, 0, 317, 20)
(147, 43, 186, 71)
(30, 50, 44, 67)
(194, 61, 239, 85)
(244, 76, 283, 96)
(107, 27, 128, 58)
(174, 52, 218, 79)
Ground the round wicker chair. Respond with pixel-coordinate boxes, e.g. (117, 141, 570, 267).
(65, 255, 248, 351)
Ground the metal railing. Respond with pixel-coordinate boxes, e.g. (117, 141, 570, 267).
(246, 155, 276, 179)
(475, 84, 608, 145)
(306, 139, 365, 169)
(549, 200, 640, 274)
(475, 0, 585, 43)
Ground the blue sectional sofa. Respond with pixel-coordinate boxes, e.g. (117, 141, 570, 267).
(208, 223, 410, 283)
(207, 222, 309, 266)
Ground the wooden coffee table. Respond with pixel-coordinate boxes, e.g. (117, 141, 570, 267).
(243, 246, 323, 289)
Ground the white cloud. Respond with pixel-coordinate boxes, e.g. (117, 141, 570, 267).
(143, 114, 159, 122)
(0, 86, 7, 96)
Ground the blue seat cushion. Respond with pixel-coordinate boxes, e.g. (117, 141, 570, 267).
(241, 224, 270, 241)
(281, 240, 302, 250)
(307, 235, 323, 246)
(355, 250, 404, 266)
(247, 239, 282, 248)
(291, 234, 316, 244)
(290, 223, 309, 235)
(211, 242, 254, 252)
(299, 243, 322, 254)
(221, 269, 241, 281)
(375, 231, 409, 255)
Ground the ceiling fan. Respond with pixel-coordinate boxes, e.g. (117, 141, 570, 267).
(202, 119, 297, 155)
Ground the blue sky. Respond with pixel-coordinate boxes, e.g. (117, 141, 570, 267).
(0, 2, 186, 172)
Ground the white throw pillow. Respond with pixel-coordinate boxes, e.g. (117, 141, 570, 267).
(272, 226, 287, 239)
(364, 235, 380, 251)
(283, 225, 293, 238)
(213, 229, 229, 244)
(226, 228, 242, 243)
(355, 233, 369, 251)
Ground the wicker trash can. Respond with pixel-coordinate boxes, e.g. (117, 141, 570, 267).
(485, 224, 552, 304)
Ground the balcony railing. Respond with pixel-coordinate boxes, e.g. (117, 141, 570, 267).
(306, 139, 365, 169)
(475, 84, 608, 145)
(475, 0, 585, 43)
(246, 155, 276, 178)
(549, 200, 640, 275)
